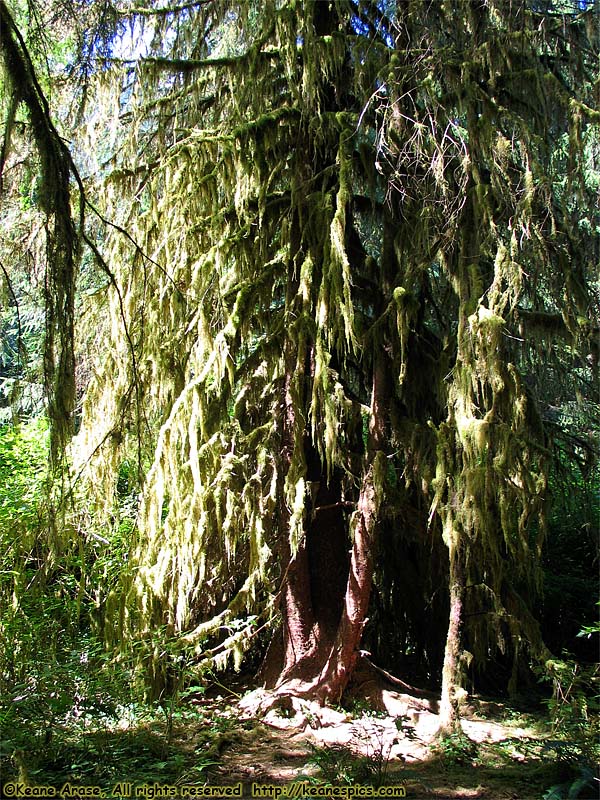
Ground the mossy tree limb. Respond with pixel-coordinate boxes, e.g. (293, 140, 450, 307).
(68, 0, 598, 704)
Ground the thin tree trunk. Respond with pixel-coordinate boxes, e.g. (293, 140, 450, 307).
(439, 537, 465, 732)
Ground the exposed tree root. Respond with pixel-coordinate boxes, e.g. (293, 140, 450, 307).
(355, 656, 439, 703)
(241, 655, 441, 732)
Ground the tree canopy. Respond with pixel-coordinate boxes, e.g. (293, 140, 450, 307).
(1, 0, 598, 733)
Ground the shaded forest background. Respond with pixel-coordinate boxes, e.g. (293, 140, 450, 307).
(0, 0, 598, 794)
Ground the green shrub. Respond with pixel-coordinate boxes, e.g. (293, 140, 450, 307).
(431, 732, 479, 766)
(537, 657, 600, 799)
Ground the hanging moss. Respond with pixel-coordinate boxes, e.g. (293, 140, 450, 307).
(70, 0, 599, 698)
(0, 1, 83, 468)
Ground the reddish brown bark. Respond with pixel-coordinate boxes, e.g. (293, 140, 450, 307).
(264, 352, 388, 703)
(271, 446, 351, 691)
(273, 338, 320, 683)
(312, 462, 379, 702)
(310, 353, 388, 701)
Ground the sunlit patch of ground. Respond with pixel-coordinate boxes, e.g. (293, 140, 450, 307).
(210, 687, 580, 799)
(2, 682, 594, 799)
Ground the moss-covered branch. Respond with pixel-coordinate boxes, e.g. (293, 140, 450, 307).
(0, 0, 83, 463)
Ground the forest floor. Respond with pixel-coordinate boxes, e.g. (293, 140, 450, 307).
(199, 684, 587, 800)
(2, 672, 597, 800)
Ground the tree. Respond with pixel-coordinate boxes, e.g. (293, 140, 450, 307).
(3, 0, 598, 728)
(0, 0, 83, 467)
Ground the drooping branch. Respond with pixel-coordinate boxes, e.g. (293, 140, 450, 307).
(0, 0, 83, 464)
(72, 0, 598, 703)
(116, 1, 210, 17)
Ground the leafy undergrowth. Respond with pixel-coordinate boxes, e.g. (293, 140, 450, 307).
(398, 734, 600, 799)
(1, 680, 598, 799)
(0, 697, 598, 800)
(215, 697, 599, 800)
(1, 695, 253, 791)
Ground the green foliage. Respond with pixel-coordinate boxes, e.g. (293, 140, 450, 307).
(2, 633, 125, 746)
(306, 717, 406, 787)
(76, 0, 597, 700)
(577, 602, 600, 639)
(535, 657, 600, 799)
(543, 767, 598, 800)
(345, 697, 387, 719)
(430, 732, 479, 767)
(541, 446, 599, 661)
(0, 0, 598, 755)
(1, 680, 218, 790)
(307, 741, 388, 787)
(0, 301, 45, 378)
(0, 419, 190, 787)
(0, 413, 243, 789)
(0, 417, 47, 534)
(307, 742, 361, 785)
(541, 659, 599, 763)
(0, 419, 51, 689)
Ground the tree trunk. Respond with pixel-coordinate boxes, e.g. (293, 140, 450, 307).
(312, 454, 384, 702)
(265, 352, 388, 703)
(439, 537, 466, 732)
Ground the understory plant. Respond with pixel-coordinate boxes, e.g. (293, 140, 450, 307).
(307, 716, 411, 787)
(430, 731, 480, 767)
(538, 657, 600, 799)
